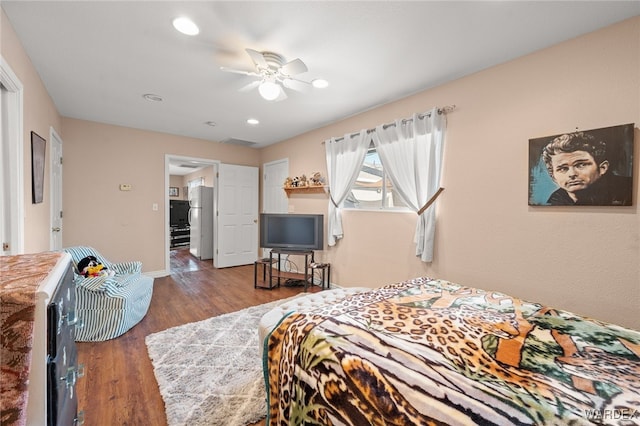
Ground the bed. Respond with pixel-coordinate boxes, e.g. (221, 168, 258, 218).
(264, 277, 640, 425)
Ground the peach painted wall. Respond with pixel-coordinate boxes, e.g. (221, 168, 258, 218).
(61, 118, 259, 272)
(260, 17, 640, 330)
(1, 9, 63, 254)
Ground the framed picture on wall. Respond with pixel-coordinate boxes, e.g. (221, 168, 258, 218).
(169, 187, 179, 197)
(31, 131, 46, 204)
(528, 123, 634, 206)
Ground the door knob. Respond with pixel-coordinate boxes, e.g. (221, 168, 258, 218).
(52, 227, 61, 232)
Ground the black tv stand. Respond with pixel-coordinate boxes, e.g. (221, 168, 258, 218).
(270, 248, 315, 292)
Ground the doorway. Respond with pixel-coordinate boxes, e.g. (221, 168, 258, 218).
(0, 57, 25, 255)
(262, 158, 289, 214)
(261, 159, 289, 263)
(49, 128, 63, 251)
(165, 155, 218, 274)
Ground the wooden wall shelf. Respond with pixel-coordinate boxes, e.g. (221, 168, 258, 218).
(283, 186, 327, 196)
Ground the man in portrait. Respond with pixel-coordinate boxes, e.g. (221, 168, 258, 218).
(528, 124, 634, 206)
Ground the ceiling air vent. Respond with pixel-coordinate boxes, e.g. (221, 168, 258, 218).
(179, 164, 200, 169)
(221, 138, 258, 147)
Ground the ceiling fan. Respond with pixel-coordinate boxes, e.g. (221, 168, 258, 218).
(220, 48, 313, 101)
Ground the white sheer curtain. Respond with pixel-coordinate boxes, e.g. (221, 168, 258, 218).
(371, 108, 446, 261)
(324, 130, 369, 246)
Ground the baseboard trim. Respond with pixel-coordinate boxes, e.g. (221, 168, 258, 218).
(145, 269, 170, 278)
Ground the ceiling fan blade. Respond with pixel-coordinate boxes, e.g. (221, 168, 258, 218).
(219, 66, 259, 77)
(245, 48, 268, 69)
(282, 78, 311, 93)
(280, 58, 308, 76)
(239, 80, 261, 92)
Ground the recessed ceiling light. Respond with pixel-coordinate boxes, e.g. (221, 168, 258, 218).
(246, 118, 260, 126)
(143, 93, 163, 102)
(312, 79, 329, 89)
(172, 17, 199, 36)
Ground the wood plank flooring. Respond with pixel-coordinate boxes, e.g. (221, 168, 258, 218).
(76, 248, 320, 425)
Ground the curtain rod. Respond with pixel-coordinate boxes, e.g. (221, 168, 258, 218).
(325, 105, 456, 144)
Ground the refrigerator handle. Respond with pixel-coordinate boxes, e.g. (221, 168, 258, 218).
(188, 209, 193, 226)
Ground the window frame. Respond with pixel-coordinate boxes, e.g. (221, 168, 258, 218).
(187, 177, 205, 189)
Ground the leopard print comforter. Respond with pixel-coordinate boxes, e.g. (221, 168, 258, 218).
(264, 278, 640, 425)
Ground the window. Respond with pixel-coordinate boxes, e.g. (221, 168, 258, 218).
(188, 177, 204, 189)
(343, 142, 408, 210)
(185, 178, 205, 199)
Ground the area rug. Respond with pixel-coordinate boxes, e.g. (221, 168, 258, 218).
(145, 298, 292, 426)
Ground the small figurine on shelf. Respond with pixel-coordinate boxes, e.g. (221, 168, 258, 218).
(284, 177, 293, 188)
(299, 174, 308, 187)
(309, 172, 325, 186)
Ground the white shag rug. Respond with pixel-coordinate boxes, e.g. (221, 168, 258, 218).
(145, 299, 288, 426)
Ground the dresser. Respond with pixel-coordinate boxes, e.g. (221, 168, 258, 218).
(0, 252, 83, 426)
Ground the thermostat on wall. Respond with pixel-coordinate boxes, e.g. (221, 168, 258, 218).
(119, 184, 132, 191)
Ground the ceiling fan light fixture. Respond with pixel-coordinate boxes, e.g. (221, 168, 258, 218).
(258, 80, 281, 101)
(172, 17, 199, 36)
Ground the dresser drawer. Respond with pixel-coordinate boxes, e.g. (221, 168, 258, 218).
(47, 265, 76, 357)
(47, 349, 81, 426)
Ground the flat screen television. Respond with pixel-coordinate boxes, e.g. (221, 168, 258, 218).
(260, 213, 324, 251)
(170, 200, 189, 227)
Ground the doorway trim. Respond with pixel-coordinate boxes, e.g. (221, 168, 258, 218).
(1, 55, 25, 255)
(164, 154, 219, 275)
(49, 127, 63, 250)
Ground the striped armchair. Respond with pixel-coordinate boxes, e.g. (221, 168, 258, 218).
(63, 246, 154, 342)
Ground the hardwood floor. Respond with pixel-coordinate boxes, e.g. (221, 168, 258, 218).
(76, 248, 320, 425)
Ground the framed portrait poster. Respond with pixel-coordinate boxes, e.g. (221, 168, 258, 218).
(31, 131, 46, 204)
(528, 123, 634, 206)
(169, 187, 179, 197)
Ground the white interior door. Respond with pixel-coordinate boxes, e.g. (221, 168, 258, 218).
(262, 159, 289, 214)
(262, 159, 289, 260)
(0, 83, 7, 254)
(49, 128, 63, 250)
(214, 164, 259, 268)
(1, 58, 25, 255)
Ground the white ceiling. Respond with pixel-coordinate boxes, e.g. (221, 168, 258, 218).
(168, 160, 210, 176)
(3, 1, 639, 150)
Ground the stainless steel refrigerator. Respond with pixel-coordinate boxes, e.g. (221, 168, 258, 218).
(188, 186, 214, 260)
